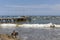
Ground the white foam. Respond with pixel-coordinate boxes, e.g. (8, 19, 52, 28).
(0, 23, 16, 28)
(0, 23, 60, 28)
(18, 23, 60, 28)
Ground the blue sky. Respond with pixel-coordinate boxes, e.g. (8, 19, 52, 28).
(0, 0, 60, 16)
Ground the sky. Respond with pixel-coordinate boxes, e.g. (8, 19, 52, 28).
(0, 0, 60, 16)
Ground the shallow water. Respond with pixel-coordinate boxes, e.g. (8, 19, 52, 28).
(0, 27, 60, 40)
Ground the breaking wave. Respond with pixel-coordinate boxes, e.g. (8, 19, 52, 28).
(0, 23, 60, 28)
(18, 23, 60, 28)
(0, 23, 16, 28)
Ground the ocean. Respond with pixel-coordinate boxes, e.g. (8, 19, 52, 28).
(26, 16, 60, 24)
(0, 27, 60, 40)
(0, 16, 60, 40)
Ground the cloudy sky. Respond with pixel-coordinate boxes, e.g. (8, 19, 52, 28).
(0, 0, 60, 16)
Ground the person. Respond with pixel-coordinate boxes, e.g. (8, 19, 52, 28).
(11, 30, 18, 38)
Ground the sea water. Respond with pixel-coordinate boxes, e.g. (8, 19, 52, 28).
(0, 27, 60, 40)
(0, 16, 60, 40)
(27, 16, 60, 24)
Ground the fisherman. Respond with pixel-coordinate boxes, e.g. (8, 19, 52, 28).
(11, 30, 18, 38)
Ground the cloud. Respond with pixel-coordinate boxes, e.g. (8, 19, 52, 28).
(0, 4, 60, 15)
(5, 4, 50, 8)
(5, 4, 60, 10)
(50, 4, 60, 10)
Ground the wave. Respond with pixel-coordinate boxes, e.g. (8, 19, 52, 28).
(18, 23, 60, 28)
(0, 23, 60, 28)
(0, 23, 16, 28)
